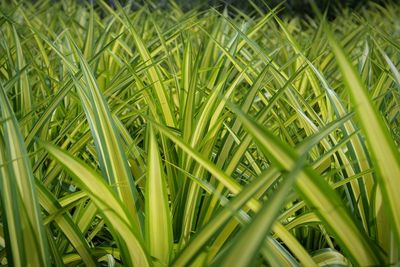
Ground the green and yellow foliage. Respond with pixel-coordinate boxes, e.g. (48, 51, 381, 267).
(0, 1, 399, 266)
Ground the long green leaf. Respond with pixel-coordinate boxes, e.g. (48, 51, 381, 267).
(326, 25, 400, 245)
(43, 142, 150, 267)
(145, 126, 173, 266)
(0, 83, 50, 267)
(66, 36, 143, 231)
(230, 105, 382, 265)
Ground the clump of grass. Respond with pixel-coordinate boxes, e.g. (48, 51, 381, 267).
(0, 0, 399, 266)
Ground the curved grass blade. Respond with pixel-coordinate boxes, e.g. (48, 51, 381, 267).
(230, 104, 382, 266)
(42, 142, 150, 267)
(325, 20, 400, 247)
(211, 154, 306, 267)
(0, 83, 50, 267)
(66, 36, 143, 232)
(35, 181, 97, 266)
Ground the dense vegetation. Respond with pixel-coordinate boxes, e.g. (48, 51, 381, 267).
(0, 0, 399, 266)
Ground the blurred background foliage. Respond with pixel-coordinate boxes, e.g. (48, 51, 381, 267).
(173, 0, 397, 16)
(12, 0, 400, 18)
(105, 0, 398, 18)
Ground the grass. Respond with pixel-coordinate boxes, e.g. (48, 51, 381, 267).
(0, 0, 399, 266)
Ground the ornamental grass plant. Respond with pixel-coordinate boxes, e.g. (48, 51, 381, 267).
(0, 0, 399, 266)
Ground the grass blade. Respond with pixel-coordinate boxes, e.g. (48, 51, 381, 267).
(66, 36, 143, 231)
(145, 126, 173, 266)
(43, 142, 150, 267)
(230, 105, 382, 265)
(325, 22, 400, 246)
(0, 83, 50, 267)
